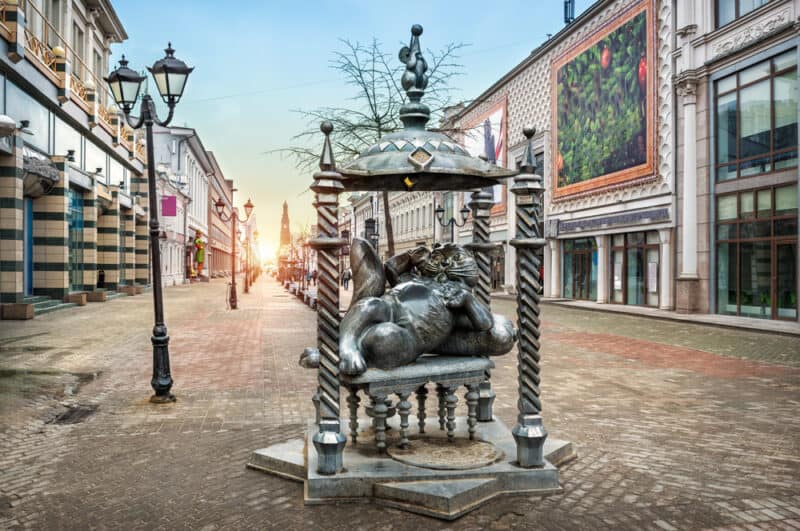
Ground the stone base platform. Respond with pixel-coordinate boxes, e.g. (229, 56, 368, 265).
(248, 417, 575, 520)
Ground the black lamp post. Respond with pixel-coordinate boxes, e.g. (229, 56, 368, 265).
(435, 202, 471, 243)
(215, 197, 254, 309)
(104, 43, 193, 404)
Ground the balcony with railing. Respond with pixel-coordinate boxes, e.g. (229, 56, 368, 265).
(3, 0, 147, 164)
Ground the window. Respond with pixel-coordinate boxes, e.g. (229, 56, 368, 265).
(716, 0, 771, 28)
(72, 23, 85, 79)
(715, 50, 797, 181)
(610, 231, 660, 307)
(535, 151, 545, 176)
(716, 184, 798, 320)
(7, 81, 50, 153)
(54, 117, 82, 166)
(44, 0, 61, 49)
(85, 140, 107, 180)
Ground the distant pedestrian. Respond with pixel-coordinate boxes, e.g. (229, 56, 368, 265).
(342, 268, 351, 290)
(311, 269, 318, 286)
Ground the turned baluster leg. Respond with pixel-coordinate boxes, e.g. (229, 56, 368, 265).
(436, 383, 446, 430)
(416, 385, 428, 434)
(372, 393, 388, 453)
(445, 385, 458, 442)
(466, 384, 479, 441)
(397, 391, 412, 449)
(346, 388, 360, 444)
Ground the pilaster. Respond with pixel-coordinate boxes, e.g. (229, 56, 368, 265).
(82, 187, 98, 291)
(595, 235, 609, 304)
(0, 131, 24, 303)
(97, 187, 120, 290)
(32, 157, 69, 300)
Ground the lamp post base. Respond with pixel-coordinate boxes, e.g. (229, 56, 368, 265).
(150, 393, 176, 404)
(512, 414, 548, 468)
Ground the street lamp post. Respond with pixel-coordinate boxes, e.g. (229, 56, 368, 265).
(244, 233, 250, 294)
(215, 197, 254, 309)
(104, 43, 193, 404)
(434, 202, 470, 243)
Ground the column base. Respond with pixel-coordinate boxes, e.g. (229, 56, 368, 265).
(512, 415, 548, 468)
(675, 277, 699, 314)
(312, 428, 347, 475)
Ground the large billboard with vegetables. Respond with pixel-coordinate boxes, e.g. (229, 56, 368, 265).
(552, 1, 654, 198)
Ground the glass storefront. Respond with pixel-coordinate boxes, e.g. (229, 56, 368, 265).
(68, 188, 84, 292)
(716, 184, 798, 320)
(610, 231, 660, 306)
(563, 238, 597, 300)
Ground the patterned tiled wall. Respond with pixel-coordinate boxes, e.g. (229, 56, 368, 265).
(97, 188, 120, 290)
(81, 187, 98, 291)
(121, 208, 135, 284)
(32, 157, 69, 300)
(0, 133, 24, 303)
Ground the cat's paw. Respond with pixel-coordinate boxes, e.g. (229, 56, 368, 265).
(299, 347, 320, 368)
(339, 351, 367, 375)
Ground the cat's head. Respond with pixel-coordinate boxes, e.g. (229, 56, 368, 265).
(419, 243, 478, 287)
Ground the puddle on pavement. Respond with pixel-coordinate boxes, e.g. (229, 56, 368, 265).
(48, 404, 99, 425)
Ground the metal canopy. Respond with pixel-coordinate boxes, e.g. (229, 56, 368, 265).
(338, 25, 517, 192)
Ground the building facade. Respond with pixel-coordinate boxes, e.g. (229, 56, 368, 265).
(206, 152, 232, 278)
(0, 0, 150, 316)
(155, 162, 189, 287)
(446, 0, 677, 309)
(383, 191, 436, 256)
(151, 126, 212, 281)
(675, 0, 799, 321)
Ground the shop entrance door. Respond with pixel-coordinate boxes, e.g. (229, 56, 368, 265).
(572, 250, 594, 300)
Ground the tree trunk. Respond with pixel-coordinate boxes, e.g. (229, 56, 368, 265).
(382, 190, 395, 256)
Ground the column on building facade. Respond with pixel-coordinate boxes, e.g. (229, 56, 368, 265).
(0, 132, 24, 304)
(595, 235, 609, 304)
(122, 208, 135, 285)
(542, 242, 551, 297)
(135, 215, 149, 286)
(679, 81, 698, 278)
(676, 80, 699, 312)
(658, 228, 673, 310)
(97, 188, 120, 291)
(549, 239, 561, 298)
(32, 157, 70, 300)
(82, 187, 98, 291)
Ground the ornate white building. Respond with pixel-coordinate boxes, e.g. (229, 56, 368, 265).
(445, 0, 676, 309)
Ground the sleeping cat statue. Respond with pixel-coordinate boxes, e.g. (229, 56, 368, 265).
(299, 238, 516, 376)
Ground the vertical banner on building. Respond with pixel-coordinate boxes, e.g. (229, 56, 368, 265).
(161, 195, 177, 217)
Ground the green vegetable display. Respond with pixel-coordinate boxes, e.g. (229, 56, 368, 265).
(556, 10, 648, 188)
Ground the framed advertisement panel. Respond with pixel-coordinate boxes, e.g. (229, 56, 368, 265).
(462, 99, 508, 215)
(551, 0, 655, 199)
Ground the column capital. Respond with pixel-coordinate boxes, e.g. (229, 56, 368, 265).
(676, 77, 698, 105)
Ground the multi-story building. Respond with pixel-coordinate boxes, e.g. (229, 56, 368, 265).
(384, 191, 436, 255)
(154, 162, 189, 287)
(151, 125, 212, 280)
(0, 0, 150, 318)
(674, 0, 798, 321)
(206, 152, 232, 278)
(445, 0, 677, 308)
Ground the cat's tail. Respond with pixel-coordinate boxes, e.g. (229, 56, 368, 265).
(350, 238, 385, 308)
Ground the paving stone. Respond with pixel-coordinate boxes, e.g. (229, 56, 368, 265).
(0, 278, 798, 529)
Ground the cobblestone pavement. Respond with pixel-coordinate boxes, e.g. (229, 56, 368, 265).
(1, 278, 799, 530)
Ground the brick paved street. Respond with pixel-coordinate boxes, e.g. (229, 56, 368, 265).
(1, 278, 799, 530)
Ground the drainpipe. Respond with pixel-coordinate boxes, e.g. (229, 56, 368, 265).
(183, 194, 192, 284)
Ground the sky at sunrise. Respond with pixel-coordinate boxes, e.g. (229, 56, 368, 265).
(111, 0, 593, 254)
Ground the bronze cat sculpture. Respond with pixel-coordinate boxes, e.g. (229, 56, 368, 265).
(300, 238, 516, 376)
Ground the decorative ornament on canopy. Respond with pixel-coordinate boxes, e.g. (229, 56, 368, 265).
(338, 25, 517, 192)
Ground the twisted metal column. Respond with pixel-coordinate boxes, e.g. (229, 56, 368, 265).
(465, 188, 497, 421)
(510, 127, 548, 467)
(310, 122, 347, 474)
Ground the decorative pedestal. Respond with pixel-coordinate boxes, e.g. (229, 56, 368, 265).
(249, 357, 575, 520)
(248, 416, 574, 520)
